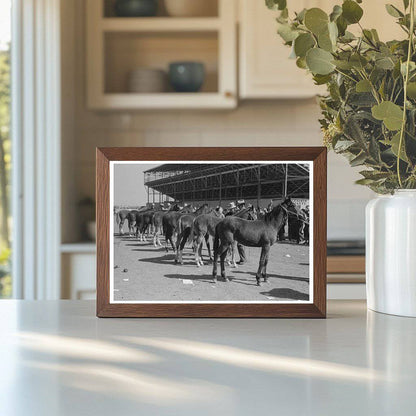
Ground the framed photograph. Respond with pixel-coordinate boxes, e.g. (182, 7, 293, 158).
(96, 147, 326, 318)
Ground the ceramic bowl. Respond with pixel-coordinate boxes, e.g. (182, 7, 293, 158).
(127, 68, 167, 93)
(168, 62, 205, 93)
(114, 0, 158, 17)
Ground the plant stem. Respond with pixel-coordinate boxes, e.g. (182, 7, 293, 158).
(397, 0, 415, 188)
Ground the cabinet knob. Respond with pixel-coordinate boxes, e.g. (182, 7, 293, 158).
(225, 91, 234, 98)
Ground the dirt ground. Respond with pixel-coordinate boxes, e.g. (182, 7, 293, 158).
(112, 234, 310, 302)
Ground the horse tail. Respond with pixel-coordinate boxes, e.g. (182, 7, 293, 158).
(213, 224, 220, 255)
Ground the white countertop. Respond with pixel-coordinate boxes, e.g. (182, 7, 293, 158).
(0, 300, 415, 415)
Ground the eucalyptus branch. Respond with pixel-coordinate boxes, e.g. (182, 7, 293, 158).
(397, 0, 415, 187)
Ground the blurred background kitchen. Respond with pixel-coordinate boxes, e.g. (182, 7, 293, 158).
(1, 0, 403, 301)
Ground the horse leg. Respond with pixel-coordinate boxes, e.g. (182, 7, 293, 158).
(178, 231, 188, 265)
(256, 246, 268, 286)
(153, 229, 158, 247)
(212, 231, 220, 282)
(158, 227, 163, 246)
(194, 233, 203, 267)
(205, 234, 212, 262)
(175, 230, 186, 264)
(231, 241, 238, 268)
(220, 244, 230, 282)
(262, 245, 271, 283)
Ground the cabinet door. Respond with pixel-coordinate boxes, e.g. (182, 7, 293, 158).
(239, 0, 404, 99)
(239, 0, 320, 99)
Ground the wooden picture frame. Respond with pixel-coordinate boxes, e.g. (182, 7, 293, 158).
(96, 147, 327, 318)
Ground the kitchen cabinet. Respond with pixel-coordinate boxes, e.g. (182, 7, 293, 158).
(86, 0, 237, 109)
(238, 0, 404, 99)
(239, 0, 322, 99)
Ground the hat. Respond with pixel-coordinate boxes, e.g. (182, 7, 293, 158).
(237, 200, 245, 205)
(228, 202, 236, 209)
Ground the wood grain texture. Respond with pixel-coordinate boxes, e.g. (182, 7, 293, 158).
(96, 147, 327, 318)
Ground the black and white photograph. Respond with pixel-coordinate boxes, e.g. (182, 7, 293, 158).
(110, 161, 313, 303)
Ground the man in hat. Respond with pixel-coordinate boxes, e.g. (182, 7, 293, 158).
(227, 201, 237, 214)
(237, 199, 246, 210)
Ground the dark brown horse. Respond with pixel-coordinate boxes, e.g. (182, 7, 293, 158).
(212, 198, 296, 286)
(152, 204, 180, 247)
(126, 210, 140, 236)
(192, 206, 257, 267)
(162, 205, 194, 252)
(174, 204, 211, 264)
(192, 210, 224, 267)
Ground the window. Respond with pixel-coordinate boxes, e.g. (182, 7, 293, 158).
(0, 0, 11, 298)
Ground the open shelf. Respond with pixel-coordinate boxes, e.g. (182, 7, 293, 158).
(101, 17, 221, 32)
(86, 0, 236, 109)
(103, 0, 219, 18)
(104, 31, 219, 94)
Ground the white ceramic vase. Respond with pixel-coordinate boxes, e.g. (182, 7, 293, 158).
(366, 190, 416, 317)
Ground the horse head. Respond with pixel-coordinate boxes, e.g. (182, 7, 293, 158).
(169, 203, 181, 212)
(282, 197, 298, 217)
(195, 203, 210, 215)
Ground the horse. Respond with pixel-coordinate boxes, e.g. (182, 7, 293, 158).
(192, 206, 257, 267)
(192, 210, 224, 267)
(162, 205, 194, 252)
(174, 204, 211, 264)
(126, 210, 140, 236)
(115, 209, 130, 235)
(152, 204, 180, 247)
(212, 198, 296, 286)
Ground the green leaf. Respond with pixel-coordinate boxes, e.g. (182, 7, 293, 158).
(313, 74, 332, 85)
(375, 56, 395, 70)
(355, 178, 377, 185)
(318, 32, 333, 52)
(306, 48, 335, 75)
(371, 29, 380, 42)
(407, 82, 416, 99)
(333, 59, 353, 70)
(403, 0, 410, 9)
(336, 15, 348, 36)
(369, 136, 381, 162)
(372, 101, 404, 130)
(385, 4, 403, 18)
(334, 139, 355, 152)
(295, 8, 307, 22)
(330, 5, 343, 22)
(401, 61, 416, 76)
(296, 57, 307, 69)
(350, 53, 368, 69)
(342, 0, 363, 24)
(339, 31, 356, 42)
(266, 0, 287, 11)
(382, 132, 409, 162)
(356, 79, 372, 92)
(359, 170, 391, 180)
(294, 33, 315, 57)
(304, 8, 329, 35)
(350, 152, 368, 167)
(277, 23, 299, 42)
